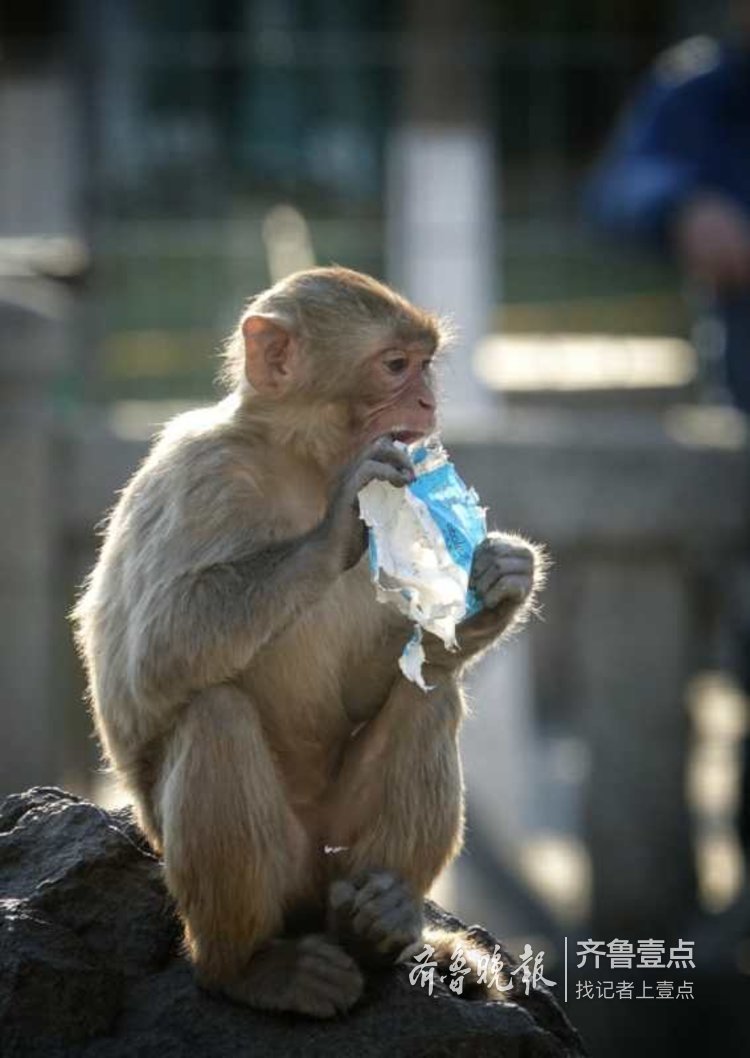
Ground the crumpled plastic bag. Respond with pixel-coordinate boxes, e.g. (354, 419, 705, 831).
(358, 437, 487, 690)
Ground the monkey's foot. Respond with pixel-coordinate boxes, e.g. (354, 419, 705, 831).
(328, 869, 424, 966)
(220, 935, 363, 1018)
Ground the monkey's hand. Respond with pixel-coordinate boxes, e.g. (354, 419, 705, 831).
(320, 436, 415, 572)
(327, 870, 424, 968)
(422, 533, 544, 671)
(469, 534, 536, 612)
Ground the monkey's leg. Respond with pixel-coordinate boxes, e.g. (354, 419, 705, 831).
(158, 684, 363, 1017)
(325, 675, 464, 964)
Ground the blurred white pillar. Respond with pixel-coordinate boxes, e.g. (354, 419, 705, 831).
(386, 124, 499, 424)
(385, 0, 500, 428)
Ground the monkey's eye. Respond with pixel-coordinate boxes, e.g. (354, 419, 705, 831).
(384, 356, 409, 375)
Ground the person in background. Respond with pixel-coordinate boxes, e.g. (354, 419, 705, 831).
(584, 22, 750, 410)
(584, 10, 750, 867)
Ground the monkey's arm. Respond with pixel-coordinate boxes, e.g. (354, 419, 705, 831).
(128, 434, 414, 703)
(131, 528, 336, 702)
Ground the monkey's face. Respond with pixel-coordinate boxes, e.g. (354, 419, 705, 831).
(241, 307, 440, 460)
(351, 341, 437, 449)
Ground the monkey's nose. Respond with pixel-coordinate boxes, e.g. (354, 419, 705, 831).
(417, 387, 436, 411)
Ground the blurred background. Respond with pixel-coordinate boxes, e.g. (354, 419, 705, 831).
(2, 0, 749, 1053)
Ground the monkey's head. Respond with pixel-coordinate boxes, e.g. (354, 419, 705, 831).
(222, 267, 450, 458)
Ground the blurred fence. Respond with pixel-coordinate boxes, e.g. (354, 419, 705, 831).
(56, 16, 689, 406)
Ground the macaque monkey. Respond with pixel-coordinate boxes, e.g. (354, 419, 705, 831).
(73, 267, 545, 1017)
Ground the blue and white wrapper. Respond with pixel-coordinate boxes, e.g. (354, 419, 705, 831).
(358, 438, 487, 690)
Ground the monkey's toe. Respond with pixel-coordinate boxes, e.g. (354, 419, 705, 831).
(292, 935, 364, 1016)
(222, 935, 363, 1018)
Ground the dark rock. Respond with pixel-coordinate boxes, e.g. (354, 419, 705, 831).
(0, 788, 587, 1057)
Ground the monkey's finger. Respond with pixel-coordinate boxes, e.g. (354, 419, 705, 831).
(351, 459, 413, 495)
(472, 538, 531, 565)
(354, 440, 414, 483)
(350, 870, 397, 914)
(375, 922, 419, 954)
(350, 867, 399, 889)
(472, 543, 532, 572)
(367, 435, 416, 476)
(472, 565, 505, 597)
(483, 574, 531, 610)
(357, 879, 405, 918)
(474, 567, 521, 604)
(475, 543, 533, 565)
(471, 564, 531, 600)
(371, 902, 421, 945)
(328, 879, 357, 912)
(470, 555, 532, 587)
(351, 885, 405, 934)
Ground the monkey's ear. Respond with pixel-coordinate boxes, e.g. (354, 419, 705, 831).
(242, 315, 300, 396)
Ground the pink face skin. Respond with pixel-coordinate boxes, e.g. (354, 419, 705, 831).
(353, 342, 438, 449)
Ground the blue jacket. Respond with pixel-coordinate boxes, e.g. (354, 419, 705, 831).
(584, 38, 750, 409)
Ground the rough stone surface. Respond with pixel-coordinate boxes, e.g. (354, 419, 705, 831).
(0, 788, 587, 1057)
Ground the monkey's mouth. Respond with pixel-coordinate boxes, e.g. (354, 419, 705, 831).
(391, 429, 427, 446)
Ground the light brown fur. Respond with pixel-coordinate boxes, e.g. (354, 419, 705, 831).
(72, 267, 545, 1015)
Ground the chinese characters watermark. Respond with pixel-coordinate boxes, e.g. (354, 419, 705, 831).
(407, 936, 696, 1002)
(567, 937, 695, 1002)
(408, 942, 555, 997)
